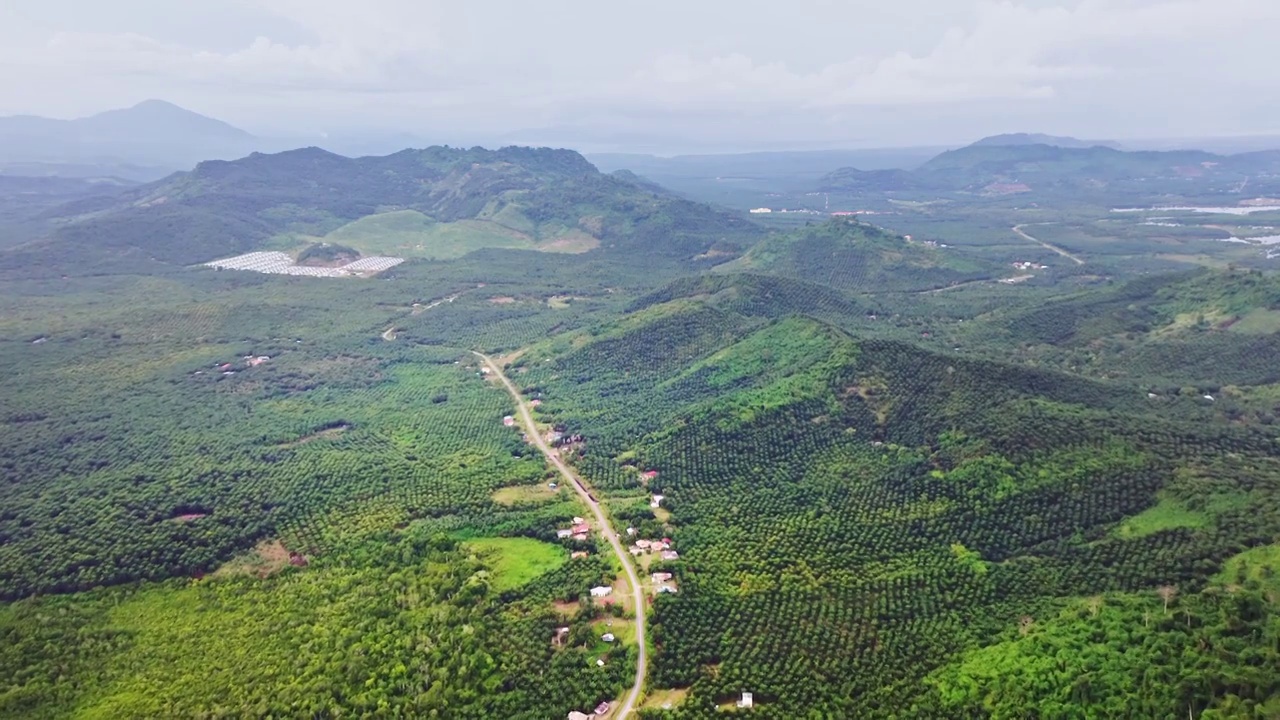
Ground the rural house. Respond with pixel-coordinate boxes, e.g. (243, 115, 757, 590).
(590, 586, 612, 598)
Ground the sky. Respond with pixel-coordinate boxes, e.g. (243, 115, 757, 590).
(1, 0, 1278, 153)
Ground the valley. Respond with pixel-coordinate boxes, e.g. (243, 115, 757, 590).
(1, 138, 1279, 719)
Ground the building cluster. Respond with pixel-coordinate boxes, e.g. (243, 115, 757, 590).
(203, 251, 405, 278)
(557, 517, 592, 542)
(1011, 261, 1049, 270)
(626, 533, 678, 561)
(198, 354, 272, 377)
(651, 571, 678, 594)
(567, 701, 612, 720)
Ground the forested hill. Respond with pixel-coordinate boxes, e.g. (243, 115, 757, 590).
(514, 288, 1280, 716)
(716, 217, 996, 292)
(817, 142, 1280, 198)
(971, 268, 1280, 387)
(0, 145, 765, 277)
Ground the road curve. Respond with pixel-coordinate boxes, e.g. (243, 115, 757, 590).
(1012, 223, 1085, 265)
(473, 352, 648, 717)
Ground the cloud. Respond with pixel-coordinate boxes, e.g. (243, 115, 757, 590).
(621, 0, 1280, 108)
(20, 0, 451, 92)
(1, 0, 1277, 146)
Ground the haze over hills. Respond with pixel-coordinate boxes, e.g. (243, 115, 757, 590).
(970, 133, 1122, 150)
(0, 100, 265, 178)
(817, 141, 1280, 200)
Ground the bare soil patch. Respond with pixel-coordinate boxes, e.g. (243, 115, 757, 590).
(214, 539, 296, 578)
(552, 600, 580, 617)
(169, 513, 208, 523)
(536, 231, 600, 254)
(488, 296, 518, 304)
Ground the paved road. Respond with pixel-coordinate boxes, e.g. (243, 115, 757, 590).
(473, 352, 648, 717)
(1013, 223, 1085, 265)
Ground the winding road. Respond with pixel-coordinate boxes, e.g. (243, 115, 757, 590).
(1012, 223, 1085, 265)
(473, 351, 648, 717)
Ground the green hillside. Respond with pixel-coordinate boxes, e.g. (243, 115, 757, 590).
(815, 143, 1280, 201)
(719, 217, 995, 292)
(973, 269, 1280, 387)
(511, 290, 1280, 717)
(3, 145, 1280, 719)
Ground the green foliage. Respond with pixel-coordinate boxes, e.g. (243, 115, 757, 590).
(295, 241, 360, 264)
(0, 531, 629, 719)
(515, 286, 1280, 717)
(466, 537, 568, 592)
(719, 217, 995, 292)
(917, 586, 1280, 719)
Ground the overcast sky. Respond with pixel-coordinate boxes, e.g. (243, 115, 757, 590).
(1, 0, 1277, 152)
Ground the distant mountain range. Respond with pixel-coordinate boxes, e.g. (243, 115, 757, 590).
(970, 133, 1122, 150)
(0, 100, 263, 178)
(817, 139, 1280, 200)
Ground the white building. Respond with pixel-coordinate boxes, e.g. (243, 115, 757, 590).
(748, 208, 772, 214)
(590, 586, 613, 597)
(738, 692, 754, 709)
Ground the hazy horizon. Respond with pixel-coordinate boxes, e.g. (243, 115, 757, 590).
(3, 0, 1279, 154)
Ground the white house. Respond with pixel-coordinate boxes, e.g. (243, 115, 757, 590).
(657, 585, 679, 594)
(749, 208, 772, 214)
(738, 692, 754, 709)
(557, 529, 573, 539)
(590, 586, 613, 598)
(601, 633, 616, 643)
(568, 712, 591, 720)
(650, 494, 666, 508)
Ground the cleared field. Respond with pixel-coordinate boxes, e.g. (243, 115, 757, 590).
(323, 210, 601, 259)
(466, 537, 566, 592)
(1229, 308, 1280, 334)
(492, 483, 562, 506)
(1214, 543, 1280, 590)
(324, 210, 533, 259)
(1111, 496, 1207, 539)
(642, 687, 691, 711)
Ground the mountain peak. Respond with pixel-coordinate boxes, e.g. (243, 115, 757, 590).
(83, 100, 254, 141)
(970, 133, 1121, 150)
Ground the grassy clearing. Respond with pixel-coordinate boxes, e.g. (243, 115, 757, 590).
(1228, 308, 1280, 334)
(467, 537, 566, 592)
(642, 687, 691, 711)
(1214, 543, 1280, 591)
(492, 484, 562, 507)
(1111, 496, 1208, 539)
(325, 211, 534, 259)
(592, 616, 636, 648)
